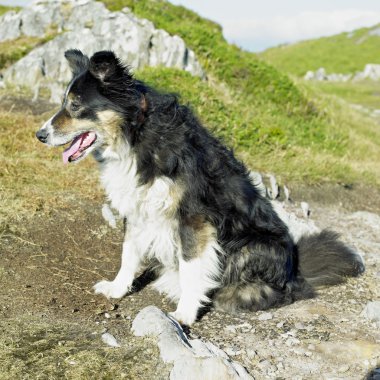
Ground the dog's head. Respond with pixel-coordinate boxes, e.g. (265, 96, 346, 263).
(36, 50, 144, 163)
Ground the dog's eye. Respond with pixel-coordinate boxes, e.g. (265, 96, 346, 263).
(71, 102, 81, 112)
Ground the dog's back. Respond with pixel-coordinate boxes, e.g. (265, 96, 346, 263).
(36, 50, 365, 325)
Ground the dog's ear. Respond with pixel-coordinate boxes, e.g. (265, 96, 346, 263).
(89, 51, 129, 83)
(64, 49, 89, 76)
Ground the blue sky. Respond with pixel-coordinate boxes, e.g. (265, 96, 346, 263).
(2, 0, 380, 51)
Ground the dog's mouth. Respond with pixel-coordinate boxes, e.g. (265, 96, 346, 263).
(62, 132, 97, 164)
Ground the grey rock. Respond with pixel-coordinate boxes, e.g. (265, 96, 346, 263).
(361, 301, 380, 322)
(315, 68, 327, 81)
(132, 306, 254, 380)
(258, 312, 273, 321)
(305, 64, 380, 82)
(101, 332, 120, 347)
(271, 201, 319, 243)
(369, 27, 380, 37)
(2, 0, 203, 103)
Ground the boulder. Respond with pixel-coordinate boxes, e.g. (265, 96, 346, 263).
(1, 0, 204, 103)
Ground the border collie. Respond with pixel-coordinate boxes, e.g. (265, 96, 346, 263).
(36, 50, 364, 325)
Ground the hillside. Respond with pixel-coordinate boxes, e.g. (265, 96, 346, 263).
(0, 2, 380, 380)
(0, 0, 379, 192)
(260, 24, 380, 76)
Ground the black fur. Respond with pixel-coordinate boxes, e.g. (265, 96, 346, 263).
(64, 50, 365, 314)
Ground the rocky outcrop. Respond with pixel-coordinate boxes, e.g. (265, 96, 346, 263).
(132, 306, 254, 380)
(1, 0, 203, 103)
(304, 64, 380, 82)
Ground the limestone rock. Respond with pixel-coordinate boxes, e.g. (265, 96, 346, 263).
(1, 0, 203, 103)
(132, 306, 254, 380)
(361, 301, 380, 322)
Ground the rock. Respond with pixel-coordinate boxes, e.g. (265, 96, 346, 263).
(361, 301, 380, 322)
(304, 70, 315, 81)
(2, 0, 203, 103)
(271, 201, 319, 243)
(315, 68, 327, 81)
(258, 312, 273, 321)
(249, 171, 267, 197)
(362, 64, 380, 81)
(132, 306, 253, 380)
(101, 332, 120, 347)
(304, 64, 380, 82)
(268, 174, 279, 200)
(301, 202, 310, 218)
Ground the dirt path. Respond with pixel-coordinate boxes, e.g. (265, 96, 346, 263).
(1, 187, 379, 379)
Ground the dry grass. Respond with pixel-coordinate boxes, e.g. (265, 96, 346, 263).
(0, 316, 166, 380)
(0, 94, 102, 227)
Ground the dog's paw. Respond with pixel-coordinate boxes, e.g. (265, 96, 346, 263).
(93, 280, 131, 299)
(169, 310, 196, 326)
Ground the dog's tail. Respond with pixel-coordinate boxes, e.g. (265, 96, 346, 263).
(297, 229, 365, 287)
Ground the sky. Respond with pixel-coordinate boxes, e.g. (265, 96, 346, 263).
(2, 0, 380, 51)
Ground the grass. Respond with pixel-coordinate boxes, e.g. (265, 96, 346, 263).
(0, 0, 379, 227)
(260, 24, 380, 76)
(0, 5, 20, 16)
(0, 36, 53, 70)
(99, 0, 380, 186)
(0, 316, 166, 380)
(0, 94, 101, 225)
(308, 81, 380, 110)
(138, 67, 380, 186)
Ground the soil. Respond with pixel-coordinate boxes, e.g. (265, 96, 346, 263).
(1, 186, 379, 379)
(0, 93, 379, 379)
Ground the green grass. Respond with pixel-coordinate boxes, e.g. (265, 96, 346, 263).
(0, 0, 378, 195)
(260, 25, 380, 76)
(137, 67, 380, 186)
(308, 81, 380, 110)
(0, 34, 57, 70)
(0, 5, 21, 16)
(98, 0, 362, 181)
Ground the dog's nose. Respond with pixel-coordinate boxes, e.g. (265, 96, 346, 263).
(36, 129, 49, 143)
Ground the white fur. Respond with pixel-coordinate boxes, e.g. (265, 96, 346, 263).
(170, 239, 222, 325)
(94, 147, 223, 325)
(94, 147, 182, 299)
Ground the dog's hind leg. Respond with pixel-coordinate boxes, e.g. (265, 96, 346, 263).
(93, 231, 143, 299)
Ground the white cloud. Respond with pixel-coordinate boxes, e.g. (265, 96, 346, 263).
(223, 9, 380, 49)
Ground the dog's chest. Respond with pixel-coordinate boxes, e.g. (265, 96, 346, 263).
(100, 158, 182, 264)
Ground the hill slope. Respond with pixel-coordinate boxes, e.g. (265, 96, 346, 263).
(1, 0, 379, 186)
(260, 24, 380, 76)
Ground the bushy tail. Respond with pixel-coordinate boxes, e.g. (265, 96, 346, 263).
(297, 229, 365, 287)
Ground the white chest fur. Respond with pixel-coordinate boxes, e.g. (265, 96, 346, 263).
(100, 155, 182, 266)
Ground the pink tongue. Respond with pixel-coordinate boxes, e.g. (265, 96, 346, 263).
(62, 132, 96, 164)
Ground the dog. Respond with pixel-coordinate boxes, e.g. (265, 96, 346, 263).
(36, 50, 365, 326)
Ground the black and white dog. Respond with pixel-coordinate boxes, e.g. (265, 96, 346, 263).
(36, 50, 364, 325)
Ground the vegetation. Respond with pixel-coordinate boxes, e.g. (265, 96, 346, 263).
(0, 35, 57, 70)
(308, 80, 380, 110)
(0, 0, 379, 220)
(260, 25, 380, 76)
(99, 0, 379, 186)
(0, 5, 20, 16)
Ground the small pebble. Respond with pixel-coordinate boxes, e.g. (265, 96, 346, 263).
(101, 332, 120, 347)
(258, 312, 273, 321)
(338, 364, 350, 373)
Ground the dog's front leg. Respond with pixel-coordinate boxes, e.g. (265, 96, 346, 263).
(93, 232, 142, 299)
(170, 244, 220, 326)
